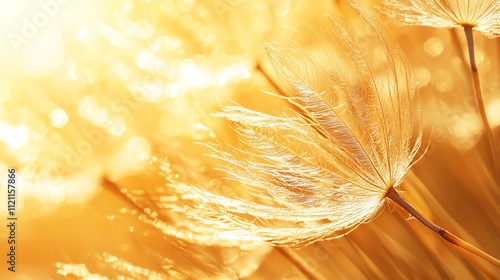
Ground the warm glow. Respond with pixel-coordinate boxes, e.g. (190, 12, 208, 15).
(1, 0, 499, 279)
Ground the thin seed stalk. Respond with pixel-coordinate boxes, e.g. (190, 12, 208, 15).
(385, 187, 500, 267)
(463, 25, 500, 184)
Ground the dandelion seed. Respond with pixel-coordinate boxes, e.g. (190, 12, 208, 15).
(380, 0, 500, 37)
(210, 10, 422, 246)
(381, 0, 500, 183)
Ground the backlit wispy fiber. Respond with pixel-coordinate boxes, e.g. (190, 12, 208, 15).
(201, 5, 423, 246)
(381, 0, 500, 37)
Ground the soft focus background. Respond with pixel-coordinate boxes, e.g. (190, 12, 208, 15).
(0, 0, 499, 279)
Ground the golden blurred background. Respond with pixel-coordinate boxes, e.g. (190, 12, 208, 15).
(0, 0, 498, 279)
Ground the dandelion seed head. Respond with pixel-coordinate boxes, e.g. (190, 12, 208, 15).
(381, 0, 500, 37)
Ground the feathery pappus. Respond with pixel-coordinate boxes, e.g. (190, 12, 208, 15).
(205, 4, 423, 246)
(381, 0, 500, 38)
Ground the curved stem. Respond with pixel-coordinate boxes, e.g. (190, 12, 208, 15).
(386, 187, 500, 267)
(463, 25, 500, 185)
(256, 63, 282, 93)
